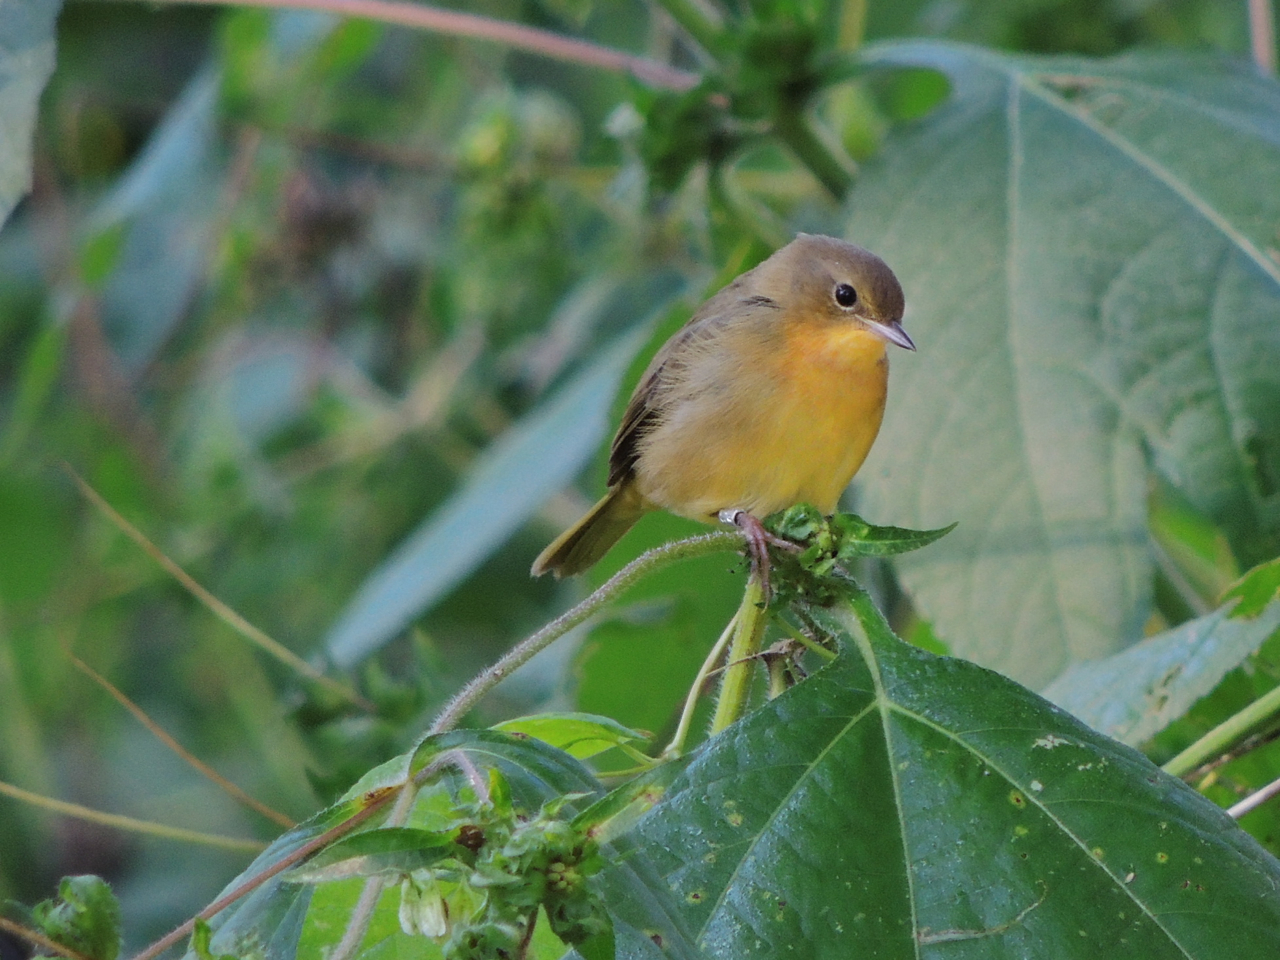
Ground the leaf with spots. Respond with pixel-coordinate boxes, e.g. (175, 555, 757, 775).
(847, 43, 1280, 687)
(624, 590, 1280, 959)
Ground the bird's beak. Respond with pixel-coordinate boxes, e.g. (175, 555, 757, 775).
(868, 318, 916, 351)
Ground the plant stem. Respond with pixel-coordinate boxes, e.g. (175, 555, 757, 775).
(154, 0, 701, 91)
(429, 531, 742, 735)
(0, 917, 93, 960)
(65, 465, 373, 711)
(652, 0, 726, 55)
(838, 0, 868, 50)
(1163, 682, 1280, 778)
(773, 614, 838, 661)
(69, 653, 295, 829)
(129, 787, 397, 960)
(330, 781, 422, 960)
(0, 778, 263, 853)
(1228, 771, 1280, 819)
(773, 104, 855, 200)
(709, 576, 767, 733)
(1248, 0, 1277, 75)
(664, 608, 740, 756)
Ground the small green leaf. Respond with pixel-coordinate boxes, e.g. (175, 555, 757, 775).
(767, 504, 955, 558)
(191, 920, 235, 960)
(408, 729, 602, 810)
(764, 506, 954, 606)
(1220, 557, 1280, 619)
(32, 876, 121, 960)
(493, 713, 650, 760)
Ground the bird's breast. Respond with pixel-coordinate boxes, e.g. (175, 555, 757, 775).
(633, 319, 890, 519)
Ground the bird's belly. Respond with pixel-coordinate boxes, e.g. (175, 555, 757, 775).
(635, 325, 889, 519)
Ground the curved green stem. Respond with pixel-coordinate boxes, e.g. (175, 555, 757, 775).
(838, 0, 868, 50)
(664, 608, 740, 756)
(773, 614, 838, 661)
(429, 531, 742, 735)
(710, 576, 768, 733)
(1163, 682, 1280, 778)
(773, 104, 855, 200)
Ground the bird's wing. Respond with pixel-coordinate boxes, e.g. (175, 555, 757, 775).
(607, 286, 779, 487)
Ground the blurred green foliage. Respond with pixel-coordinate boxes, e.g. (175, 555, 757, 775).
(1, 0, 1279, 955)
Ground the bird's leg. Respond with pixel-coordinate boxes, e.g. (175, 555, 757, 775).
(718, 508, 800, 599)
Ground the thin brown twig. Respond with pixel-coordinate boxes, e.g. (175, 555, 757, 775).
(63, 465, 374, 712)
(0, 917, 94, 960)
(0, 779, 265, 853)
(156, 0, 700, 90)
(129, 786, 399, 960)
(67, 653, 295, 829)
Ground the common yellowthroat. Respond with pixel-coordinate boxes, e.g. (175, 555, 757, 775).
(532, 233, 913, 579)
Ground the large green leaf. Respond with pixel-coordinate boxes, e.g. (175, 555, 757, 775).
(628, 592, 1280, 958)
(1045, 595, 1280, 746)
(0, 0, 60, 229)
(847, 43, 1280, 687)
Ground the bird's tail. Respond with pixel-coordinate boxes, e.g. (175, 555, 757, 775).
(531, 482, 647, 578)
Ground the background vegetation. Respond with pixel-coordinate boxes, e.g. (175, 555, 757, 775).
(2, 0, 1280, 957)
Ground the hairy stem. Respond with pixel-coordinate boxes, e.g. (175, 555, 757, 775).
(429, 531, 742, 734)
(664, 608, 740, 756)
(709, 576, 768, 733)
(330, 780, 423, 960)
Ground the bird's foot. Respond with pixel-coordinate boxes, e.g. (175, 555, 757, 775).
(718, 509, 801, 599)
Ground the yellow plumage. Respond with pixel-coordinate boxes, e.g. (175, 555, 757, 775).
(532, 233, 912, 578)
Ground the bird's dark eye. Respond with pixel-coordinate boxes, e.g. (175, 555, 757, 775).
(834, 283, 858, 308)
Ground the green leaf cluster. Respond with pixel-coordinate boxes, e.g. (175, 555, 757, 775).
(28, 875, 122, 960)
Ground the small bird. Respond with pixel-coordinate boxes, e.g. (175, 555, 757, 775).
(532, 233, 913, 580)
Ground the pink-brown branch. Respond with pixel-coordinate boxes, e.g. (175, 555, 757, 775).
(170, 0, 701, 90)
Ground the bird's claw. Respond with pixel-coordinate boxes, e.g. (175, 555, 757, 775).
(718, 509, 799, 599)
